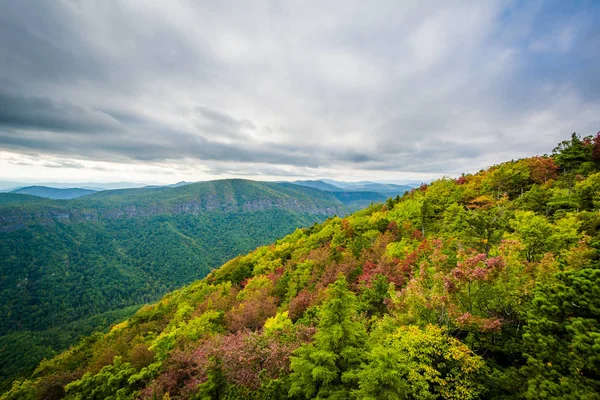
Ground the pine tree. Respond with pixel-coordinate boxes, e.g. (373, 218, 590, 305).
(289, 276, 367, 399)
(522, 268, 600, 399)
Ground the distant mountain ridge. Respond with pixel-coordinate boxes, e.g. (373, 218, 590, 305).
(293, 180, 343, 192)
(0, 180, 394, 233)
(292, 179, 414, 206)
(11, 185, 96, 199)
(327, 180, 414, 193)
(0, 181, 151, 192)
(0, 180, 349, 233)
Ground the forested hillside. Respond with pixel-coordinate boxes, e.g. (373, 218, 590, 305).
(0, 180, 355, 390)
(3, 133, 599, 399)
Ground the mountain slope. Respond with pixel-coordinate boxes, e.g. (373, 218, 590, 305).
(11, 186, 96, 200)
(0, 179, 351, 388)
(0, 193, 47, 205)
(5, 133, 600, 399)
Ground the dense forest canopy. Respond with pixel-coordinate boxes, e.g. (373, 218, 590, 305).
(3, 132, 600, 399)
(0, 180, 364, 391)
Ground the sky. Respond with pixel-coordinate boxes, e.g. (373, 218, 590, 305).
(0, 0, 599, 185)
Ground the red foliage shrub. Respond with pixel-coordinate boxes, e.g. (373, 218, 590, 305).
(144, 340, 214, 399)
(451, 253, 492, 282)
(266, 267, 285, 285)
(386, 221, 400, 240)
(455, 312, 503, 333)
(218, 329, 312, 389)
(485, 256, 505, 271)
(288, 289, 317, 321)
(593, 132, 600, 162)
(225, 291, 278, 331)
(357, 257, 409, 288)
(411, 229, 423, 240)
(303, 246, 333, 281)
(194, 285, 239, 316)
(143, 327, 315, 398)
(317, 259, 360, 290)
(341, 218, 354, 236)
(527, 156, 558, 184)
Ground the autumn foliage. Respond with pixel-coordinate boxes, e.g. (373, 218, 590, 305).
(4, 132, 600, 399)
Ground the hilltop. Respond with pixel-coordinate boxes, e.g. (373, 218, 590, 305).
(3, 133, 600, 399)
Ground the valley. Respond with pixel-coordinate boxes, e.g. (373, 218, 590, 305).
(0, 179, 398, 388)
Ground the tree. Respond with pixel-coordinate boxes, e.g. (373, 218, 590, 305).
(192, 358, 227, 400)
(591, 132, 600, 164)
(575, 171, 600, 210)
(521, 268, 600, 399)
(487, 161, 532, 199)
(527, 156, 558, 184)
(359, 274, 391, 318)
(289, 276, 367, 399)
(63, 356, 137, 400)
(355, 324, 487, 400)
(507, 211, 553, 262)
(552, 133, 593, 176)
(463, 208, 507, 255)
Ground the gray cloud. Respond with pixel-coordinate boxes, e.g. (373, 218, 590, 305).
(0, 110, 377, 169)
(0, 0, 599, 181)
(194, 106, 257, 140)
(0, 89, 122, 133)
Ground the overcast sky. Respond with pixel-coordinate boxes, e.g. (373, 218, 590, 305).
(1, 0, 599, 184)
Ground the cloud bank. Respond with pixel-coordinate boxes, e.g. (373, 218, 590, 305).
(1, 0, 599, 182)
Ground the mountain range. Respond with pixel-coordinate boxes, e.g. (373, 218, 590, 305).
(11, 186, 97, 200)
(3, 133, 599, 399)
(0, 181, 151, 192)
(1, 180, 417, 200)
(0, 178, 403, 389)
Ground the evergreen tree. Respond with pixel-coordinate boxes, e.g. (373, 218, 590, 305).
(552, 132, 593, 176)
(289, 276, 367, 399)
(522, 268, 600, 399)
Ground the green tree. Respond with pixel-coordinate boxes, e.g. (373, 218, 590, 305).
(552, 133, 593, 175)
(522, 268, 600, 399)
(575, 171, 600, 210)
(355, 324, 487, 400)
(508, 211, 553, 262)
(63, 356, 136, 400)
(193, 358, 227, 400)
(289, 276, 367, 399)
(463, 208, 507, 255)
(359, 274, 391, 318)
(487, 161, 532, 199)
